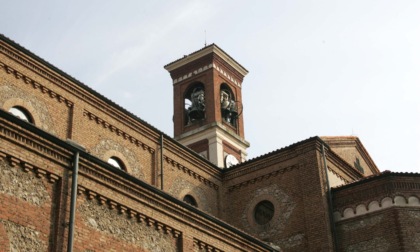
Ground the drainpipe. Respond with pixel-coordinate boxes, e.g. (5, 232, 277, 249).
(67, 151, 79, 252)
(322, 144, 338, 251)
(160, 134, 164, 190)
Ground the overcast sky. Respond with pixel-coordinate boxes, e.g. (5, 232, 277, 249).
(1, 1, 419, 173)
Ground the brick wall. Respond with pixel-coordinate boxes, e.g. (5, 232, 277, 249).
(222, 139, 335, 251)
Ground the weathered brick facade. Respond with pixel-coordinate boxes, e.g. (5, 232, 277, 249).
(1, 34, 419, 251)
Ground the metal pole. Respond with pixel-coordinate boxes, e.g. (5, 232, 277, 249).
(322, 144, 338, 251)
(67, 151, 79, 252)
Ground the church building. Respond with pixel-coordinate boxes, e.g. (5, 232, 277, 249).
(0, 34, 419, 251)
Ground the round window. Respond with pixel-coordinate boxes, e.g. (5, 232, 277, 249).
(254, 200, 274, 225)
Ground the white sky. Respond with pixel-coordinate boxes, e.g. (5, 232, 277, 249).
(1, 1, 419, 173)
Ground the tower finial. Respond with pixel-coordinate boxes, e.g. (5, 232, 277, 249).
(204, 30, 207, 47)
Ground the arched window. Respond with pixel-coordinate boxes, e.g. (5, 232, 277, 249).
(107, 156, 126, 171)
(183, 194, 198, 207)
(220, 84, 239, 127)
(9, 106, 33, 123)
(184, 83, 205, 125)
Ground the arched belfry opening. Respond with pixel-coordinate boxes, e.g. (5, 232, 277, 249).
(165, 44, 250, 168)
(220, 84, 240, 128)
(184, 83, 205, 125)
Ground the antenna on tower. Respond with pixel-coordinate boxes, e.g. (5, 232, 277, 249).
(204, 30, 207, 47)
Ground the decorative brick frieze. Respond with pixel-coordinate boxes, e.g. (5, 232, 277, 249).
(0, 119, 71, 166)
(224, 152, 298, 180)
(0, 43, 83, 101)
(214, 63, 242, 87)
(328, 166, 350, 184)
(0, 61, 74, 107)
(77, 186, 181, 239)
(83, 110, 155, 154)
(171, 62, 242, 88)
(333, 179, 420, 209)
(194, 239, 224, 252)
(0, 153, 58, 209)
(227, 165, 297, 192)
(164, 156, 219, 190)
(334, 195, 420, 221)
(0, 151, 60, 184)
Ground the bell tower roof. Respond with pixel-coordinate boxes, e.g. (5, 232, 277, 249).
(164, 44, 249, 77)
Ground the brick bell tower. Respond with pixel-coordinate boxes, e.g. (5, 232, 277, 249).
(164, 44, 250, 168)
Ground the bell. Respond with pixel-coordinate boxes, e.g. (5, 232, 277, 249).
(189, 108, 205, 120)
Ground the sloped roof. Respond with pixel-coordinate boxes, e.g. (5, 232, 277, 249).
(164, 43, 248, 76)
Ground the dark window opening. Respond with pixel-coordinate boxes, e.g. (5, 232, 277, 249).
(254, 200, 274, 225)
(184, 83, 205, 125)
(183, 194, 198, 207)
(220, 84, 240, 127)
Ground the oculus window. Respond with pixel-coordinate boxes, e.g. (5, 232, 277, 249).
(254, 200, 274, 225)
